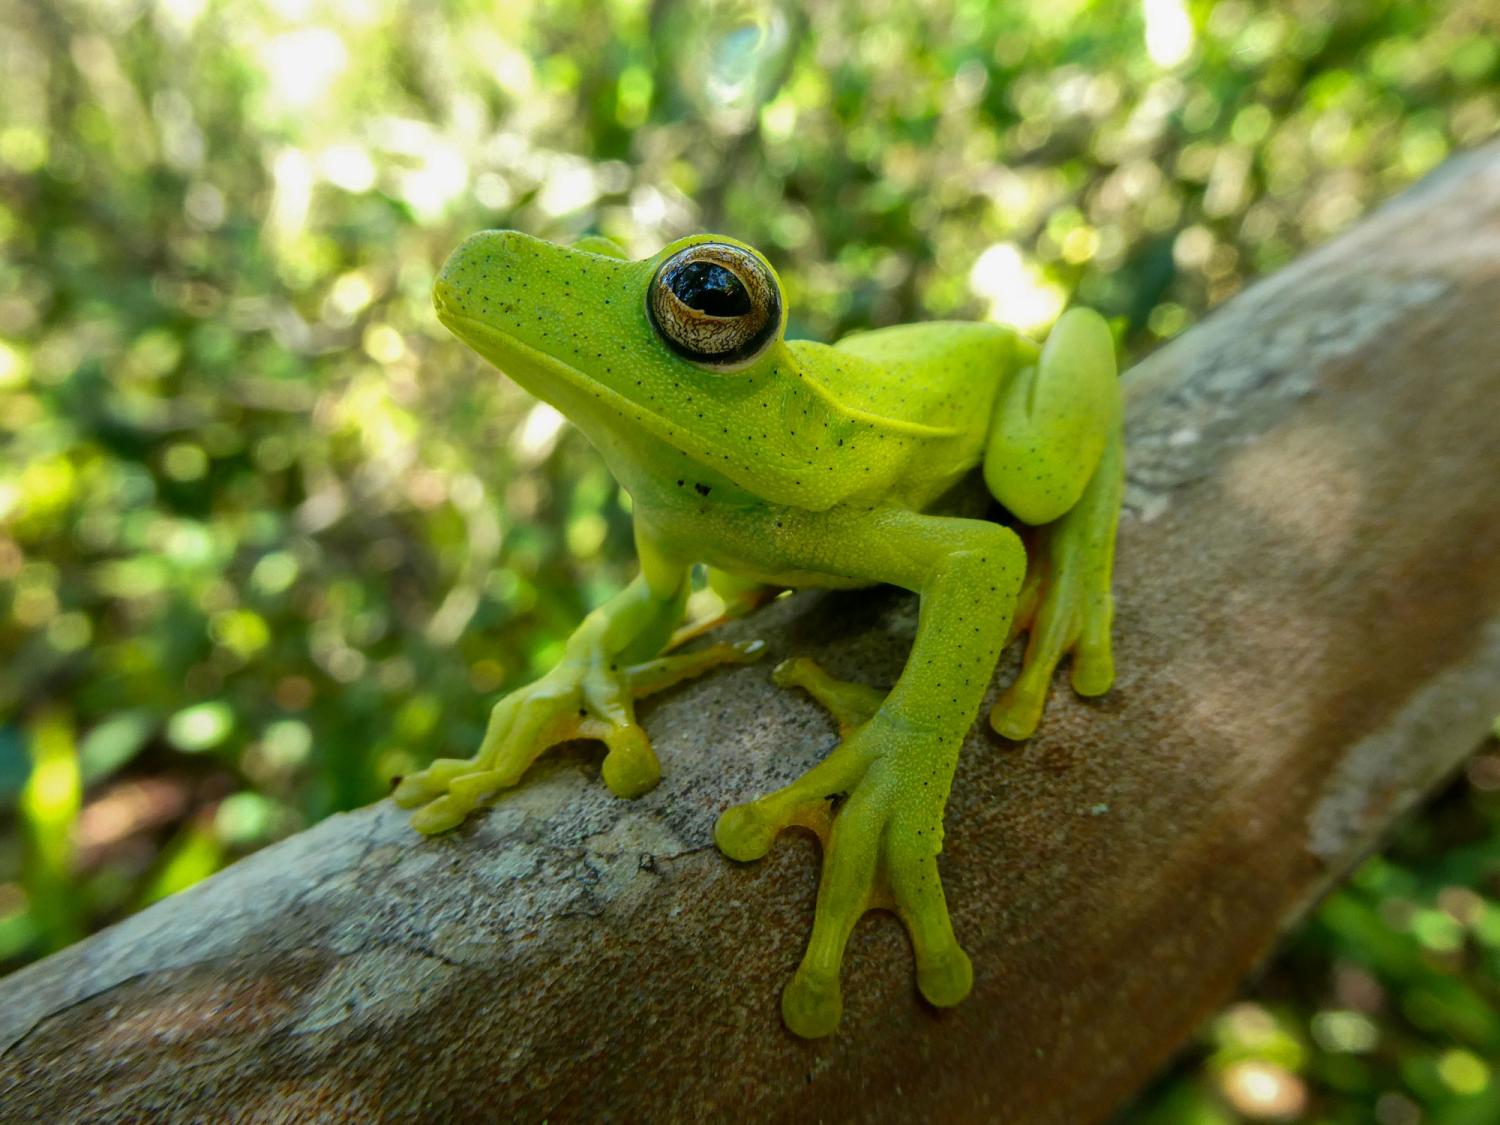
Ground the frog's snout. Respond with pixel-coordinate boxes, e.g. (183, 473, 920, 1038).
(432, 229, 537, 324)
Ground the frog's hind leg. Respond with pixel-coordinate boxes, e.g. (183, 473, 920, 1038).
(990, 434, 1122, 739)
(716, 511, 1025, 1037)
(981, 307, 1124, 740)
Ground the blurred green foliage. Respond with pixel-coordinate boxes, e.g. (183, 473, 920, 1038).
(0, 0, 1496, 1118)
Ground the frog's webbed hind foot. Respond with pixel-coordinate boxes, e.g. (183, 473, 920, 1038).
(393, 639, 765, 833)
(723, 662, 971, 1039)
(714, 714, 971, 1038)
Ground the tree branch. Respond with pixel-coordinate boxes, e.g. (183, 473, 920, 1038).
(4, 142, 1500, 1124)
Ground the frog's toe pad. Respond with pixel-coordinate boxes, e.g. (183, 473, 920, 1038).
(391, 777, 429, 808)
(408, 794, 472, 835)
(782, 967, 842, 1039)
(600, 725, 660, 799)
(714, 802, 778, 862)
(917, 945, 973, 1008)
(989, 691, 1044, 741)
(1070, 640, 1114, 697)
(770, 657, 811, 689)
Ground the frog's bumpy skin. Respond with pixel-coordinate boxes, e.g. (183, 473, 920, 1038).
(392, 639, 765, 833)
(423, 230, 1126, 1038)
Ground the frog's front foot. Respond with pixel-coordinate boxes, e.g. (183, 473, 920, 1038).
(715, 682, 969, 1038)
(393, 639, 764, 833)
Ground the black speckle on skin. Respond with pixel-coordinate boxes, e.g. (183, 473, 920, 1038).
(694, 482, 711, 497)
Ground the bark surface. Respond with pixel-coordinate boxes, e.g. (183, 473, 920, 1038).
(3, 143, 1500, 1124)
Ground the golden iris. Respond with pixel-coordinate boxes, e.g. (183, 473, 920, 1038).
(648, 243, 781, 368)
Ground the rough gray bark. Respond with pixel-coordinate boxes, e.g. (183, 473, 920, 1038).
(3, 142, 1500, 1125)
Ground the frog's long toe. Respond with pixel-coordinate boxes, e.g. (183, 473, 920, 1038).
(889, 841, 972, 1008)
(772, 657, 885, 734)
(714, 743, 865, 861)
(788, 776, 973, 1035)
(1069, 616, 1114, 697)
(717, 656, 881, 861)
(392, 757, 483, 808)
(780, 783, 885, 1038)
(624, 639, 766, 695)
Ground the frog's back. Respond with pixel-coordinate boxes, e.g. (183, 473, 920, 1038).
(780, 321, 1027, 510)
(821, 320, 1025, 438)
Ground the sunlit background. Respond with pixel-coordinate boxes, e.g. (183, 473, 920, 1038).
(1, 0, 1498, 1119)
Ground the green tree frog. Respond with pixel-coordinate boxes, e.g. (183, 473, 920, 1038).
(395, 231, 1123, 1037)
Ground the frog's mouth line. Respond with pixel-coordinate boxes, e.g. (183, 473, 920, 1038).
(433, 299, 672, 434)
(436, 284, 958, 438)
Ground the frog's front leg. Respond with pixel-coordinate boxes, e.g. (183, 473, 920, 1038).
(394, 533, 763, 833)
(982, 307, 1124, 740)
(715, 509, 1025, 1037)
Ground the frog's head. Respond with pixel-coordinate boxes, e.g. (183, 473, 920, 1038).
(434, 230, 819, 499)
(434, 229, 784, 372)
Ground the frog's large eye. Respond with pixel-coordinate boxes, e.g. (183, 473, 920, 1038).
(648, 242, 781, 369)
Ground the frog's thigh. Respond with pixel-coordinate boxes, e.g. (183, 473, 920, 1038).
(982, 307, 1118, 526)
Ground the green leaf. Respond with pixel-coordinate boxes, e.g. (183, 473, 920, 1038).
(79, 711, 157, 784)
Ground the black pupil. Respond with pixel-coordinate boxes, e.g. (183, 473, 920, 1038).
(668, 261, 751, 317)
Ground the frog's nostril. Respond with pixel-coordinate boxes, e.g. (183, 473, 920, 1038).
(438, 230, 526, 278)
(431, 278, 462, 321)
